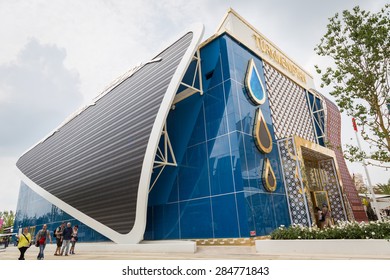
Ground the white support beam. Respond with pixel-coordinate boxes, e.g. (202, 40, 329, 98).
(173, 87, 198, 104)
(150, 123, 177, 192)
(172, 50, 203, 105)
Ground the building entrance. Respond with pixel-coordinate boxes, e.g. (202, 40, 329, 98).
(303, 159, 331, 227)
(278, 136, 349, 227)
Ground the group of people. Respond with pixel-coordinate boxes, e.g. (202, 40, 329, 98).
(16, 222, 79, 260)
(53, 222, 79, 257)
(315, 204, 333, 229)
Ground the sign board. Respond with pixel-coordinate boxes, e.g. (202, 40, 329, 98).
(215, 8, 315, 90)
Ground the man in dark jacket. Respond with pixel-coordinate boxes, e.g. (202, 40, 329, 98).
(60, 222, 72, 256)
(54, 222, 65, 256)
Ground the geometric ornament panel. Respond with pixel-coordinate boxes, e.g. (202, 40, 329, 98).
(277, 138, 311, 226)
(263, 62, 316, 142)
(319, 159, 348, 223)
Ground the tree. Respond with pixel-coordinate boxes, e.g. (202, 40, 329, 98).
(375, 179, 390, 194)
(0, 210, 15, 233)
(315, 5, 389, 167)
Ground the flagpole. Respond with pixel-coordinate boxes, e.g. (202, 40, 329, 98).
(352, 118, 382, 222)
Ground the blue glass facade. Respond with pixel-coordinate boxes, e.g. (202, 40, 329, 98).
(145, 34, 290, 240)
(306, 91, 326, 146)
(13, 182, 108, 242)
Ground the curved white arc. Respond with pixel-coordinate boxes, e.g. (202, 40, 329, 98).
(16, 24, 204, 245)
(125, 23, 205, 244)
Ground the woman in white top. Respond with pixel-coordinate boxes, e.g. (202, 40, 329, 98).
(69, 225, 79, 255)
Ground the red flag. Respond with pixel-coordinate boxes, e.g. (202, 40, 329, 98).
(352, 118, 358, 132)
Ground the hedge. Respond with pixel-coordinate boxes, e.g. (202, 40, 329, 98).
(270, 220, 390, 240)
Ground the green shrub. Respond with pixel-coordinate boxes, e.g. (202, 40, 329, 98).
(270, 220, 390, 240)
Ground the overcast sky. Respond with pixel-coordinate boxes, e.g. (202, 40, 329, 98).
(0, 0, 388, 212)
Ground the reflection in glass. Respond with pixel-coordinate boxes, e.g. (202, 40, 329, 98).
(262, 158, 277, 192)
(244, 59, 266, 105)
(253, 108, 273, 154)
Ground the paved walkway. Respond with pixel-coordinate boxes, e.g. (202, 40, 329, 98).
(1, 242, 389, 260)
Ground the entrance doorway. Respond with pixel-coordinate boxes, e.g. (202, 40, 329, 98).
(278, 136, 348, 227)
(302, 148, 338, 227)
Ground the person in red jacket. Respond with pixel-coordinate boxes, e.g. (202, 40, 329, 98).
(35, 224, 52, 260)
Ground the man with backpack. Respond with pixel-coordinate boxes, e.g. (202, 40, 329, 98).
(53, 222, 65, 256)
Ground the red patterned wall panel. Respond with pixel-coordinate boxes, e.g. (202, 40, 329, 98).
(323, 98, 368, 222)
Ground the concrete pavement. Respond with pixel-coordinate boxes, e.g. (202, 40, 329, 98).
(1, 242, 389, 260)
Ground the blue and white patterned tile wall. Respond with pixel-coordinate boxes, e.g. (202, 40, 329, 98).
(263, 63, 316, 142)
(277, 138, 311, 226)
(319, 159, 348, 223)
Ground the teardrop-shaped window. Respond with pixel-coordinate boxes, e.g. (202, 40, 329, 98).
(253, 108, 273, 154)
(262, 158, 277, 192)
(245, 59, 266, 105)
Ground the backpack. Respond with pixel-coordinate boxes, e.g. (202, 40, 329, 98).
(53, 227, 59, 238)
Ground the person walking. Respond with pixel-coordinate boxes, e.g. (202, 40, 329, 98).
(54, 222, 65, 256)
(36, 224, 52, 260)
(17, 227, 31, 260)
(69, 225, 78, 255)
(60, 222, 72, 256)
